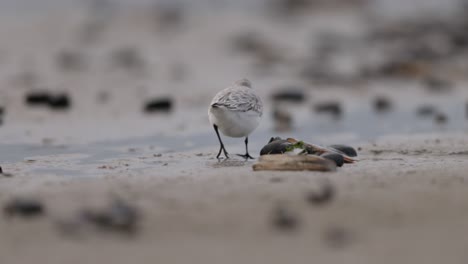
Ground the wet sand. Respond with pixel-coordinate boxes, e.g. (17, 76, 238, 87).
(2, 134, 468, 264)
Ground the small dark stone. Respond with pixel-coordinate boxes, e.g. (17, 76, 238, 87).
(80, 199, 140, 234)
(48, 94, 71, 110)
(314, 101, 342, 118)
(272, 206, 299, 231)
(260, 138, 293, 155)
(269, 0, 314, 15)
(232, 32, 265, 54)
(25, 92, 51, 106)
(153, 4, 185, 30)
(373, 96, 392, 112)
(423, 77, 453, 93)
(327, 145, 358, 157)
(306, 182, 335, 206)
(434, 112, 448, 124)
(268, 137, 283, 143)
(144, 98, 173, 113)
(4, 198, 45, 218)
(271, 89, 306, 103)
(25, 92, 71, 110)
(416, 105, 437, 117)
(451, 31, 468, 50)
(320, 153, 344, 167)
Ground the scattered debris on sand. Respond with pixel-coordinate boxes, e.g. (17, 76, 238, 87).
(373, 96, 393, 113)
(271, 89, 306, 103)
(313, 101, 342, 119)
(306, 181, 335, 206)
(25, 92, 72, 111)
(320, 153, 344, 167)
(144, 97, 173, 114)
(57, 199, 141, 237)
(3, 198, 45, 218)
(271, 205, 300, 232)
(416, 104, 437, 117)
(256, 137, 356, 171)
(423, 76, 453, 93)
(434, 112, 448, 124)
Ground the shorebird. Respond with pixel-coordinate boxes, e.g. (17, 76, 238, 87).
(208, 79, 263, 160)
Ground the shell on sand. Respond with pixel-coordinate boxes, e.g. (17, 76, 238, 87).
(253, 154, 336, 172)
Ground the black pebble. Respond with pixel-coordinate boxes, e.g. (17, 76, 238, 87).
(232, 32, 265, 54)
(260, 138, 293, 155)
(423, 77, 453, 93)
(144, 98, 173, 113)
(80, 199, 140, 234)
(416, 105, 437, 117)
(320, 153, 344, 167)
(25, 92, 51, 106)
(49, 94, 71, 110)
(434, 112, 448, 124)
(271, 89, 306, 103)
(25, 92, 71, 110)
(272, 206, 299, 231)
(153, 5, 185, 30)
(306, 182, 335, 206)
(328, 144, 358, 157)
(373, 96, 392, 112)
(314, 101, 342, 118)
(4, 198, 45, 218)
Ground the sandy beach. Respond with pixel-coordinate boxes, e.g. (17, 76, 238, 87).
(1, 1, 468, 263)
(2, 134, 468, 264)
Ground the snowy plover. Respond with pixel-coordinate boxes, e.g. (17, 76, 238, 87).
(208, 79, 263, 160)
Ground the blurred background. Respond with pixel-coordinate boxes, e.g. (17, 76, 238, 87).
(0, 0, 467, 160)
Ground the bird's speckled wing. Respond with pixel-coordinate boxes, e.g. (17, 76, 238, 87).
(211, 86, 263, 115)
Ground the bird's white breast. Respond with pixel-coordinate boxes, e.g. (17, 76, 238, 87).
(209, 106, 261, 138)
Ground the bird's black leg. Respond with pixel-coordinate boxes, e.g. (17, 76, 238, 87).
(237, 137, 255, 160)
(213, 124, 229, 159)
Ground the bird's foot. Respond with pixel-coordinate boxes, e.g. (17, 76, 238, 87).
(217, 152, 230, 160)
(237, 153, 255, 160)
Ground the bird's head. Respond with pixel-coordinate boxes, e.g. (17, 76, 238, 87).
(235, 78, 252, 88)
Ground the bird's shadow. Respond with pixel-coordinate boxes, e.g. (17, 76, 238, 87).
(208, 158, 254, 168)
